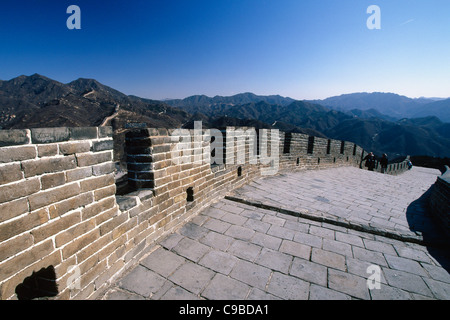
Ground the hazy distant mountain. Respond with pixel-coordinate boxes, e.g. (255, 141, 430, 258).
(0, 74, 190, 130)
(326, 116, 450, 158)
(412, 98, 450, 123)
(165, 92, 295, 110)
(1, 75, 449, 160)
(165, 92, 450, 158)
(0, 74, 191, 165)
(310, 92, 449, 122)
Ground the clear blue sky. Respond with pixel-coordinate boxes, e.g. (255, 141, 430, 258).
(1, 0, 449, 100)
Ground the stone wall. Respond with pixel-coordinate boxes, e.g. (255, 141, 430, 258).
(0, 126, 410, 300)
(429, 166, 450, 235)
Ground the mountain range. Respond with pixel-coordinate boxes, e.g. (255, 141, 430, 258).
(1, 74, 449, 163)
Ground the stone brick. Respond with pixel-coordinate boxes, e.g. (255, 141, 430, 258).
(41, 172, 66, 190)
(92, 140, 114, 152)
(76, 151, 112, 167)
(0, 251, 61, 300)
(28, 182, 82, 211)
(31, 127, 70, 144)
(37, 144, 58, 157)
(93, 185, 116, 201)
(0, 198, 29, 223)
(0, 163, 23, 185)
(0, 177, 40, 204)
(65, 167, 92, 183)
(99, 212, 128, 237)
(0, 146, 36, 163)
(0, 208, 49, 243)
(59, 141, 91, 155)
(92, 162, 115, 176)
(57, 220, 97, 251)
(98, 126, 113, 138)
(31, 211, 81, 243)
(48, 192, 94, 219)
(61, 228, 100, 260)
(82, 197, 117, 220)
(0, 233, 34, 262)
(79, 174, 115, 193)
(22, 155, 77, 178)
(69, 127, 98, 140)
(0, 129, 30, 147)
(0, 239, 54, 283)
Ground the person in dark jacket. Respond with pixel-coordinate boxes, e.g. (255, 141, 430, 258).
(363, 152, 376, 171)
(380, 153, 388, 173)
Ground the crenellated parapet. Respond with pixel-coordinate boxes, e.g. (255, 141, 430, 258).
(0, 125, 412, 300)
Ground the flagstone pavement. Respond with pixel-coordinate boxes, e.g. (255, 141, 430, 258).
(100, 166, 450, 300)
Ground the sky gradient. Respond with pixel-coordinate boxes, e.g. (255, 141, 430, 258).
(1, 0, 449, 100)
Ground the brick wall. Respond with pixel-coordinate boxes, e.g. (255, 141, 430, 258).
(429, 166, 450, 235)
(0, 125, 411, 300)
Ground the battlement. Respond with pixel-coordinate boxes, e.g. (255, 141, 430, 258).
(0, 126, 412, 300)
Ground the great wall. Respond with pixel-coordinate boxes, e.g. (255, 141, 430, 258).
(0, 126, 448, 300)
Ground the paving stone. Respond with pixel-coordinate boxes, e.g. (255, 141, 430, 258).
(225, 225, 255, 241)
(345, 257, 388, 284)
(202, 273, 250, 300)
(394, 245, 434, 264)
(382, 268, 433, 297)
(244, 218, 271, 233)
(262, 214, 286, 226)
(335, 231, 364, 247)
(311, 248, 346, 271)
(422, 278, 450, 300)
(289, 257, 327, 287)
(293, 232, 322, 248)
(421, 263, 450, 284)
(179, 222, 209, 240)
(368, 283, 413, 300)
(240, 209, 265, 220)
(159, 232, 183, 250)
(279, 240, 311, 260)
(267, 225, 295, 240)
(159, 286, 201, 300)
(251, 232, 282, 251)
(169, 262, 215, 295)
(230, 259, 272, 290)
(309, 284, 352, 300)
(362, 238, 397, 255)
(266, 272, 309, 300)
(140, 247, 186, 278)
(199, 250, 238, 275)
(203, 218, 231, 234)
(221, 203, 245, 215)
(309, 225, 335, 240)
(247, 288, 281, 300)
(118, 265, 166, 298)
(200, 231, 234, 251)
(227, 239, 262, 262)
(384, 254, 428, 277)
(255, 248, 293, 274)
(172, 237, 211, 262)
(284, 220, 310, 233)
(103, 288, 146, 300)
(220, 212, 248, 226)
(328, 269, 371, 300)
(352, 246, 387, 267)
(322, 238, 352, 257)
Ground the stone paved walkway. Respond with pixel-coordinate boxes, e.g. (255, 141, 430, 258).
(100, 167, 450, 300)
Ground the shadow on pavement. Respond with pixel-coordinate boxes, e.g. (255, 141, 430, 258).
(406, 185, 450, 273)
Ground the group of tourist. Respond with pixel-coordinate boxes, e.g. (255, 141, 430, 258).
(363, 152, 413, 173)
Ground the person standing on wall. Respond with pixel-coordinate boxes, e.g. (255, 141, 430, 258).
(363, 152, 376, 171)
(380, 153, 388, 174)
